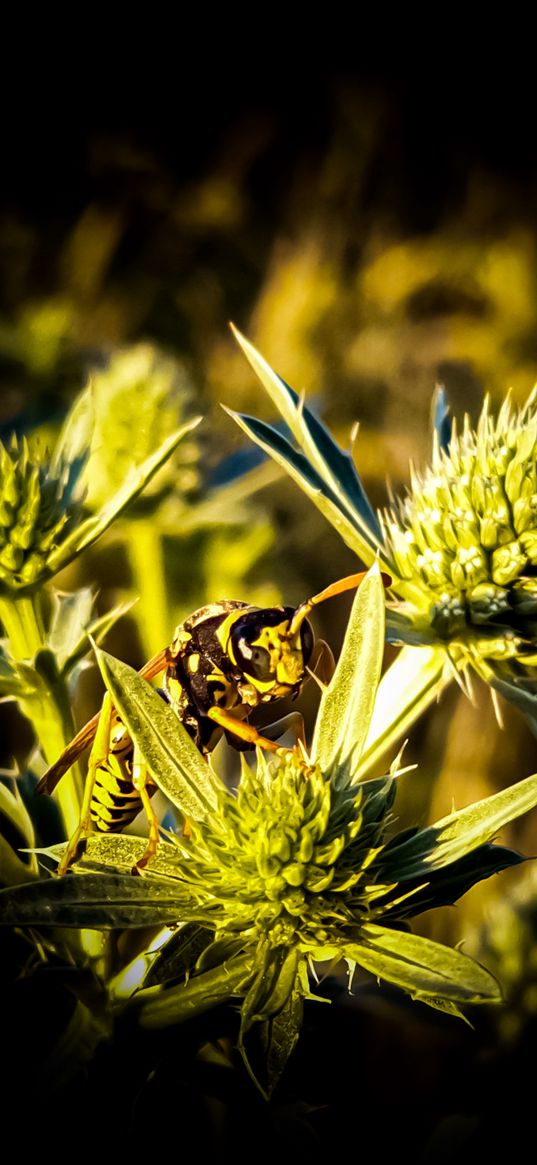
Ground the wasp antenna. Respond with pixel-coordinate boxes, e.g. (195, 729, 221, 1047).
(289, 570, 391, 636)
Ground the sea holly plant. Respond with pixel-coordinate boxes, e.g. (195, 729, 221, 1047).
(4, 567, 537, 1095)
(227, 327, 537, 764)
(0, 376, 201, 836)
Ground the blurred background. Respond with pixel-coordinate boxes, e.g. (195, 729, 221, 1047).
(2, 49, 537, 1148)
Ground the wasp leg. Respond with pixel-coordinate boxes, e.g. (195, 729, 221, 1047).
(253, 711, 306, 749)
(58, 694, 115, 875)
(130, 745, 160, 874)
(207, 706, 283, 753)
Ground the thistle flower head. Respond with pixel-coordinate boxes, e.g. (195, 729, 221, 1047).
(0, 359, 200, 596)
(85, 345, 199, 512)
(0, 434, 84, 591)
(383, 390, 537, 660)
(173, 749, 391, 949)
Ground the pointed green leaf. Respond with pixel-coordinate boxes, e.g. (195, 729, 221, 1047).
(40, 832, 186, 878)
(138, 950, 254, 1027)
(47, 588, 94, 669)
(241, 944, 300, 1034)
(49, 591, 136, 676)
(0, 777, 36, 849)
(0, 873, 194, 929)
(354, 644, 451, 779)
(231, 326, 384, 544)
(94, 646, 218, 821)
(49, 386, 94, 481)
(143, 923, 214, 988)
(348, 923, 500, 1002)
(47, 416, 202, 575)
(376, 844, 524, 918)
(261, 979, 304, 1096)
(375, 769, 537, 882)
(311, 564, 385, 781)
(226, 408, 386, 568)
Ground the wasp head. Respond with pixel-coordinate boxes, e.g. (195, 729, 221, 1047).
(228, 606, 315, 700)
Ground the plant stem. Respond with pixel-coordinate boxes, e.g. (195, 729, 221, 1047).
(128, 521, 171, 657)
(0, 591, 83, 837)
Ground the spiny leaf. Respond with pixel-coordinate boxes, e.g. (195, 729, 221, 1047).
(375, 769, 537, 881)
(138, 951, 254, 1027)
(230, 325, 384, 543)
(347, 923, 501, 1002)
(0, 873, 195, 929)
(226, 408, 385, 567)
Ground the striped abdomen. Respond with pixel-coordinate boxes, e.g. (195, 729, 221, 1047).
(89, 723, 157, 834)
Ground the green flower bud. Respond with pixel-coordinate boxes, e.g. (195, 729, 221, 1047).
(174, 750, 377, 944)
(383, 389, 537, 661)
(0, 436, 83, 592)
(85, 344, 199, 513)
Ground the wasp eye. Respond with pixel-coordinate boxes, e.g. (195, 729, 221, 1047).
(235, 636, 273, 682)
(300, 619, 314, 666)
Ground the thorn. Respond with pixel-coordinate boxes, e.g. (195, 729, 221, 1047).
(490, 685, 504, 729)
(306, 666, 328, 692)
(296, 738, 312, 765)
(350, 420, 360, 456)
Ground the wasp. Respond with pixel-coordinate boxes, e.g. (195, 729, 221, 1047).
(37, 572, 382, 873)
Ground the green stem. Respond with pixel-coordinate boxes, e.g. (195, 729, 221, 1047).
(0, 591, 83, 837)
(128, 521, 171, 657)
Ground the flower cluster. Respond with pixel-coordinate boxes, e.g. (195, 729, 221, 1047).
(85, 345, 199, 512)
(0, 435, 83, 590)
(383, 392, 537, 660)
(172, 748, 392, 947)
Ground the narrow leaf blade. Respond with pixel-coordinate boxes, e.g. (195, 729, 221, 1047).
(95, 646, 218, 821)
(311, 564, 385, 779)
(354, 644, 450, 779)
(0, 873, 194, 929)
(349, 922, 500, 1002)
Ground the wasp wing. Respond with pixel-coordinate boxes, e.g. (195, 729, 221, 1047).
(35, 647, 170, 796)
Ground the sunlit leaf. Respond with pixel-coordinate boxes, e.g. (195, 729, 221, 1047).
(231, 325, 384, 543)
(354, 644, 451, 779)
(226, 408, 386, 568)
(47, 588, 94, 669)
(375, 769, 537, 882)
(348, 923, 501, 1002)
(47, 416, 202, 576)
(94, 646, 218, 821)
(311, 564, 385, 782)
